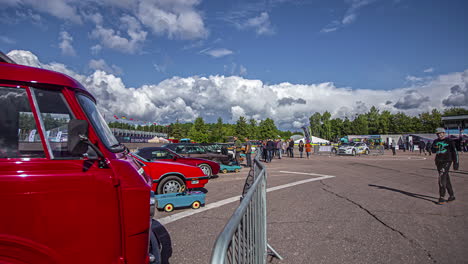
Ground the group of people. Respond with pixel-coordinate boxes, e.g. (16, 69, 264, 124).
(256, 138, 313, 163)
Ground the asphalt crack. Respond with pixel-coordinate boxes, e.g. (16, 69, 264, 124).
(320, 181, 437, 264)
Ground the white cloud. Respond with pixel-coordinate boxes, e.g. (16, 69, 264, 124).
(1, 0, 81, 23)
(239, 65, 247, 76)
(90, 44, 102, 55)
(201, 48, 233, 58)
(423, 67, 434, 73)
(90, 15, 147, 54)
(0, 36, 16, 44)
(322, 0, 376, 33)
(89, 59, 123, 75)
(59, 31, 76, 56)
(7, 50, 467, 130)
(2, 0, 208, 53)
(136, 0, 208, 40)
(244, 12, 275, 35)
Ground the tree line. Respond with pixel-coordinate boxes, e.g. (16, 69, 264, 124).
(106, 107, 468, 143)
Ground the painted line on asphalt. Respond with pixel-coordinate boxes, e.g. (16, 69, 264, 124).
(157, 172, 336, 225)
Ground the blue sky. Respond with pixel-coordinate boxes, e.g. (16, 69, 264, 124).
(1, 0, 468, 128)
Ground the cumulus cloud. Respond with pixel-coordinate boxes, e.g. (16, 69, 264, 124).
(442, 72, 468, 107)
(201, 48, 233, 58)
(393, 90, 430, 110)
(59, 31, 76, 56)
(7, 50, 468, 130)
(3, 0, 208, 53)
(136, 0, 208, 40)
(89, 59, 123, 75)
(90, 15, 147, 54)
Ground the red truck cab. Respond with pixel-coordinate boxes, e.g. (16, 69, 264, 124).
(0, 54, 159, 263)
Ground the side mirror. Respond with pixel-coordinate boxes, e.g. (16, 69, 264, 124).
(68, 119, 89, 156)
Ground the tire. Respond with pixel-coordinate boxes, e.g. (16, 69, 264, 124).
(149, 230, 162, 264)
(157, 175, 185, 194)
(198, 163, 212, 176)
(235, 169, 240, 173)
(365, 149, 370, 155)
(332, 148, 337, 155)
(164, 203, 174, 212)
(192, 201, 201, 209)
(222, 169, 228, 174)
(352, 149, 356, 156)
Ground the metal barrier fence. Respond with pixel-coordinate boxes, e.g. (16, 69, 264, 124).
(210, 152, 282, 264)
(313, 145, 336, 155)
(368, 145, 384, 155)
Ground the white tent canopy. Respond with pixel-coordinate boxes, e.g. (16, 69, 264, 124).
(293, 136, 329, 144)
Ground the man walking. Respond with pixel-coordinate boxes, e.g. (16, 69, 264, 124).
(244, 137, 252, 167)
(233, 136, 242, 165)
(288, 139, 295, 157)
(266, 139, 275, 162)
(432, 128, 459, 205)
(419, 140, 426, 155)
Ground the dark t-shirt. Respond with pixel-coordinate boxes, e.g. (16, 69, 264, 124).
(432, 137, 458, 162)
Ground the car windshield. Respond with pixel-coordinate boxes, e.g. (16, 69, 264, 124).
(77, 94, 122, 152)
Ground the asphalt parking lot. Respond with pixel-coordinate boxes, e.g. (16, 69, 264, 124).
(153, 150, 468, 264)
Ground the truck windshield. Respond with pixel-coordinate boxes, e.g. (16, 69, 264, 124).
(77, 94, 123, 152)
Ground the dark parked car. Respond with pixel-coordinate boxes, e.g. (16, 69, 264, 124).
(133, 147, 220, 177)
(161, 143, 232, 165)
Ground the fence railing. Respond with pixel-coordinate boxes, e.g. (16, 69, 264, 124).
(210, 152, 282, 264)
(368, 145, 384, 155)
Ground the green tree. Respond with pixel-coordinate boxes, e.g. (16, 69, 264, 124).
(321, 111, 332, 140)
(258, 118, 278, 139)
(352, 114, 369, 135)
(170, 119, 183, 140)
(188, 117, 209, 143)
(235, 116, 248, 139)
(210, 117, 225, 142)
(443, 107, 468, 116)
(248, 118, 258, 140)
(330, 118, 343, 141)
(378, 110, 392, 134)
(366, 106, 380, 135)
(309, 112, 322, 137)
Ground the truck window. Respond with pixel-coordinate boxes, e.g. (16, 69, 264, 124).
(32, 88, 80, 159)
(76, 94, 122, 152)
(0, 86, 46, 158)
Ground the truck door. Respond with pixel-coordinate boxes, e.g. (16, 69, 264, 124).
(0, 86, 121, 263)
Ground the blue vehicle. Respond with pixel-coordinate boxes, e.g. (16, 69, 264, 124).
(155, 190, 206, 212)
(220, 164, 242, 173)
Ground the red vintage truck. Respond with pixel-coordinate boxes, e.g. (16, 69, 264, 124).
(0, 53, 160, 263)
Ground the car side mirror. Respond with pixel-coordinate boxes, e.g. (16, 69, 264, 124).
(68, 119, 89, 156)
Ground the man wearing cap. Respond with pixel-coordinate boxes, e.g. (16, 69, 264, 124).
(432, 128, 459, 204)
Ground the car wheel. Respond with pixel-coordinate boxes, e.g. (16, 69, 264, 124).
(332, 148, 337, 155)
(158, 176, 185, 194)
(352, 149, 356, 156)
(365, 149, 370, 155)
(164, 203, 174, 212)
(235, 169, 240, 173)
(198, 164, 212, 176)
(222, 169, 228, 174)
(192, 201, 201, 209)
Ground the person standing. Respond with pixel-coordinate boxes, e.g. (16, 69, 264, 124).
(432, 128, 459, 205)
(266, 139, 275, 162)
(234, 136, 242, 165)
(244, 137, 252, 167)
(289, 139, 295, 158)
(418, 140, 426, 155)
(276, 139, 282, 159)
(298, 140, 304, 158)
(426, 141, 432, 156)
(305, 141, 312, 159)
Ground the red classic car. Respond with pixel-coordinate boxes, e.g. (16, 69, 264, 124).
(133, 147, 220, 177)
(131, 153, 210, 194)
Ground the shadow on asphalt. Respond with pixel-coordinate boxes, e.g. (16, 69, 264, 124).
(421, 168, 468, 176)
(152, 219, 172, 264)
(368, 184, 439, 204)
